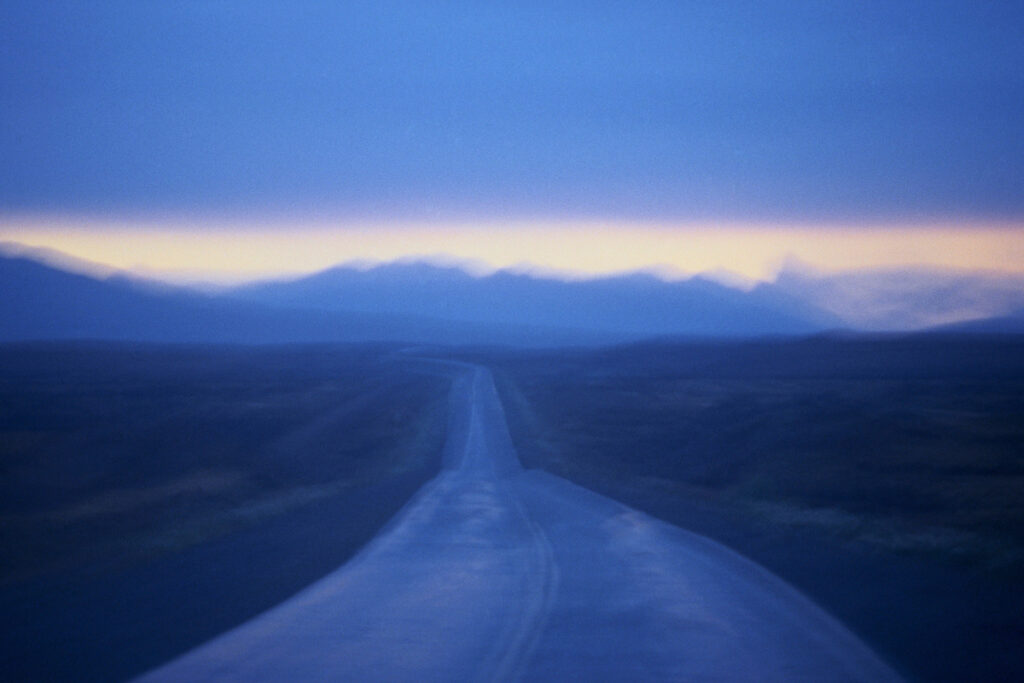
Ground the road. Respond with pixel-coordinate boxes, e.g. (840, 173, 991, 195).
(138, 364, 901, 682)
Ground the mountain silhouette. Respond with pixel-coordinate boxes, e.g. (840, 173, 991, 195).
(2, 249, 847, 344)
(230, 261, 840, 338)
(0, 253, 601, 345)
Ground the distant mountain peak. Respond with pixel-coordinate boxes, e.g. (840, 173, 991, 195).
(0, 241, 118, 280)
(229, 257, 835, 338)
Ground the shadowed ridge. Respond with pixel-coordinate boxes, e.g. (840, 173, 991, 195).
(0, 251, 611, 346)
(229, 260, 836, 337)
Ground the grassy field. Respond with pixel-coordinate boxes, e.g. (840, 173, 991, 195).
(0, 342, 451, 681)
(6, 337, 1023, 681)
(478, 334, 1024, 682)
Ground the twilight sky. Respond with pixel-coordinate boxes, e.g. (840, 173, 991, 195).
(2, 1, 1023, 280)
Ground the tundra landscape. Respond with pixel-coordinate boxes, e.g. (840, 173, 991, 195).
(3, 2, 1024, 681)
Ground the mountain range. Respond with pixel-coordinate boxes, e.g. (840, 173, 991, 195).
(228, 261, 839, 338)
(3, 245, 1023, 346)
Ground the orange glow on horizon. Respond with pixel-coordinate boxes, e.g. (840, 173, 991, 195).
(2, 217, 1024, 285)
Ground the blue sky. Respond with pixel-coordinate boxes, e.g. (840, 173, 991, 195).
(3, 1, 1024, 223)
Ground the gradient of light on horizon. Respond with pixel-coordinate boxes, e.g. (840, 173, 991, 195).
(4, 220, 1024, 286)
(2, 1, 1023, 277)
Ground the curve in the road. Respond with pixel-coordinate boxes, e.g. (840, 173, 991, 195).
(137, 364, 901, 682)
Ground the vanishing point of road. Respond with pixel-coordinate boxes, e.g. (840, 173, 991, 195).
(139, 363, 901, 682)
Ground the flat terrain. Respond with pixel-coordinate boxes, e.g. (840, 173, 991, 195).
(477, 335, 1024, 681)
(4, 337, 1022, 681)
(142, 365, 897, 682)
(0, 343, 451, 681)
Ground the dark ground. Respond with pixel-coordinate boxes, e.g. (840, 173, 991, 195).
(0, 343, 451, 681)
(4, 337, 1024, 681)
(472, 334, 1024, 682)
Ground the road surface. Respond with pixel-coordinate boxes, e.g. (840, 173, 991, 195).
(138, 364, 901, 682)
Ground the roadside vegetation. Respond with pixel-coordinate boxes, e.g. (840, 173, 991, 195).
(0, 342, 450, 681)
(482, 334, 1024, 682)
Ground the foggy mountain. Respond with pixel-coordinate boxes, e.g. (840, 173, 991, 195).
(229, 261, 840, 338)
(931, 308, 1024, 334)
(9, 246, 1024, 345)
(2, 250, 837, 344)
(0, 253, 598, 346)
(764, 263, 1024, 331)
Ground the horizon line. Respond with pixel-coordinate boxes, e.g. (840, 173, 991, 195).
(3, 217, 1024, 286)
(6, 239, 1024, 295)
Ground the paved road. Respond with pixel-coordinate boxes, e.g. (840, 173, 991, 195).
(138, 365, 901, 682)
